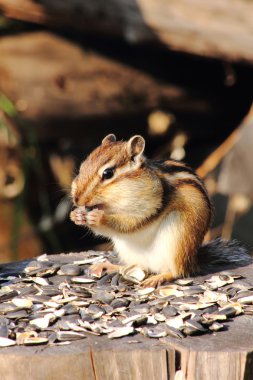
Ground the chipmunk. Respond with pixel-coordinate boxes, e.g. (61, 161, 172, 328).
(70, 134, 251, 287)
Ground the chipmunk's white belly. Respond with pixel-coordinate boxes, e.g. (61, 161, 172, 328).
(112, 211, 181, 274)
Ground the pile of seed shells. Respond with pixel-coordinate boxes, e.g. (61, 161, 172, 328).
(0, 251, 253, 347)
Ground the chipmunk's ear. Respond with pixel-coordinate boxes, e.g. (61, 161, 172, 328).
(102, 134, 116, 145)
(127, 135, 145, 161)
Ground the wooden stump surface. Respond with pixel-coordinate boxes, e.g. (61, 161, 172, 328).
(1, 253, 253, 380)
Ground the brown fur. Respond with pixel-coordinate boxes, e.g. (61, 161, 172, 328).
(71, 135, 213, 285)
(73, 141, 129, 206)
(172, 183, 211, 276)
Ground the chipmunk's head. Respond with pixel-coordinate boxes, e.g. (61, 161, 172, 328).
(71, 134, 161, 215)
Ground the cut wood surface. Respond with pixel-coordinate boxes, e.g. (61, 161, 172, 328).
(0, 0, 253, 63)
(1, 253, 253, 380)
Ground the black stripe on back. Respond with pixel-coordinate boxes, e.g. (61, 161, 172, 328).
(148, 159, 196, 176)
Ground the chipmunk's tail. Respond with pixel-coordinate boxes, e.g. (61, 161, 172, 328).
(197, 238, 252, 274)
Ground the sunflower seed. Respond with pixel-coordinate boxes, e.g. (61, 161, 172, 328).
(131, 304, 150, 314)
(156, 285, 183, 298)
(24, 261, 46, 273)
(95, 291, 115, 304)
(0, 303, 20, 314)
(12, 298, 33, 309)
(154, 313, 166, 322)
(0, 250, 250, 346)
(111, 298, 130, 309)
(56, 331, 86, 341)
(23, 337, 48, 345)
(73, 256, 105, 265)
(6, 310, 28, 319)
(37, 254, 48, 262)
(175, 279, 194, 286)
(0, 337, 16, 347)
(30, 313, 56, 329)
(108, 326, 134, 339)
(142, 325, 168, 338)
(137, 287, 155, 296)
(166, 316, 184, 330)
(203, 313, 227, 322)
(185, 319, 207, 332)
(218, 303, 242, 317)
(71, 276, 95, 284)
(209, 322, 224, 332)
(58, 264, 82, 276)
(122, 314, 148, 326)
(31, 277, 50, 286)
(183, 326, 204, 336)
(162, 306, 178, 317)
(120, 266, 147, 284)
(164, 326, 184, 339)
(236, 295, 253, 304)
(0, 286, 19, 298)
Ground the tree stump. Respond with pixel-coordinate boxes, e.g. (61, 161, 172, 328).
(0, 253, 253, 380)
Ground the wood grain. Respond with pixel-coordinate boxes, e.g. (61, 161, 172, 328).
(0, 349, 95, 380)
(1, 31, 251, 146)
(91, 344, 171, 380)
(0, 31, 193, 123)
(0, 0, 253, 63)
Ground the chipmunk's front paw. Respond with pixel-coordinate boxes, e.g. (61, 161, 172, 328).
(86, 208, 105, 227)
(141, 272, 174, 288)
(88, 260, 122, 277)
(70, 206, 87, 226)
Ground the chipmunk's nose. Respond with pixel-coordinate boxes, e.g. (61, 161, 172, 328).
(74, 193, 89, 207)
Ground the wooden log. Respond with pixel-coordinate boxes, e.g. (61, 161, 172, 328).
(0, 31, 251, 145)
(0, 0, 253, 63)
(217, 119, 253, 196)
(0, 31, 200, 124)
(1, 253, 253, 379)
(197, 106, 253, 179)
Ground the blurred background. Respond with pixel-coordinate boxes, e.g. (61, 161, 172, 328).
(0, 0, 252, 263)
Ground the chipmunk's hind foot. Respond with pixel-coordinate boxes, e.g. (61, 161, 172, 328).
(141, 272, 175, 288)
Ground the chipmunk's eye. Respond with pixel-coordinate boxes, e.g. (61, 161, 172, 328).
(102, 167, 115, 180)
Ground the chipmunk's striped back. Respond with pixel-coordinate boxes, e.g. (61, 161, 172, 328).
(148, 159, 212, 218)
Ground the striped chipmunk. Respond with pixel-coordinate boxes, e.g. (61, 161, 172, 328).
(70, 134, 251, 287)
